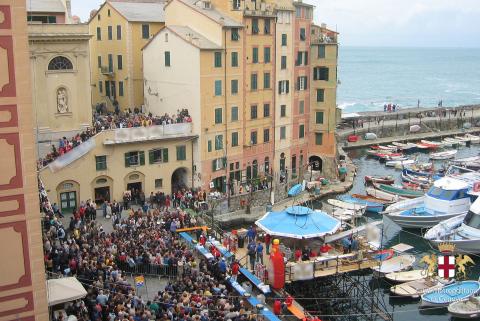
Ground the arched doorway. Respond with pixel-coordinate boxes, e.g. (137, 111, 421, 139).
(91, 175, 113, 204)
(309, 155, 323, 172)
(56, 180, 80, 213)
(171, 167, 189, 193)
(124, 171, 145, 204)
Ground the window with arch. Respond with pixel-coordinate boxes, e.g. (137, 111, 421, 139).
(48, 56, 73, 71)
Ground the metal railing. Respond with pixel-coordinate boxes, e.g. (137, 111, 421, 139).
(115, 260, 179, 278)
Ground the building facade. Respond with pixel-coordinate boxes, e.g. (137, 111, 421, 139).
(89, 0, 165, 111)
(0, 1, 49, 319)
(143, 0, 339, 193)
(40, 123, 196, 210)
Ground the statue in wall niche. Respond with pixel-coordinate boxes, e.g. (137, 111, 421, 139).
(57, 87, 69, 113)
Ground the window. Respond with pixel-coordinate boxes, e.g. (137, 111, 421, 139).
(231, 132, 239, 147)
(318, 45, 326, 58)
(233, 0, 240, 9)
(252, 18, 259, 34)
(231, 106, 239, 121)
(108, 54, 113, 72)
(97, 56, 102, 68)
(264, 47, 271, 63)
(250, 131, 258, 145)
(96, 156, 107, 170)
(117, 25, 122, 40)
(164, 51, 171, 66)
(212, 158, 226, 171)
(251, 74, 258, 91)
(296, 7, 301, 18)
(155, 179, 163, 189)
(124, 151, 145, 167)
(280, 105, 286, 117)
(48, 56, 73, 71)
(98, 81, 103, 93)
(264, 19, 271, 34)
(96, 27, 101, 40)
(315, 132, 323, 145)
(251, 105, 258, 119)
(231, 79, 238, 95)
(231, 28, 240, 41)
(299, 100, 304, 114)
(208, 140, 212, 152)
(165, 33, 168, 42)
(263, 128, 270, 143)
(117, 55, 123, 70)
(281, 56, 287, 69)
(176, 145, 187, 160)
(297, 76, 308, 91)
(215, 80, 222, 96)
(300, 28, 306, 41)
(296, 51, 308, 66)
(214, 107, 223, 124)
(314, 67, 329, 81)
(231, 52, 238, 67)
(214, 51, 222, 67)
(108, 26, 113, 40)
(97, 14, 100, 21)
(263, 72, 271, 89)
(142, 24, 150, 39)
(281, 33, 287, 46)
(316, 89, 325, 102)
(149, 148, 169, 164)
(299, 124, 305, 138)
(108, 9, 111, 17)
(263, 103, 270, 117)
(214, 135, 223, 150)
(280, 126, 286, 139)
(316, 111, 324, 124)
(119, 81, 124, 96)
(252, 47, 258, 63)
(278, 80, 289, 94)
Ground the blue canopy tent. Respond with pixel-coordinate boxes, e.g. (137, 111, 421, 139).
(255, 206, 341, 239)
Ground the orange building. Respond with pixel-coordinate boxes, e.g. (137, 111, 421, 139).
(0, 0, 48, 320)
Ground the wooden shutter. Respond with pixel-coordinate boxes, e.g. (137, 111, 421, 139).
(139, 151, 145, 165)
(124, 153, 129, 167)
(148, 150, 154, 164)
(286, 80, 289, 93)
(163, 148, 169, 162)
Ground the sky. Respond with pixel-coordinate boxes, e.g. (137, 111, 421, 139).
(72, 0, 480, 48)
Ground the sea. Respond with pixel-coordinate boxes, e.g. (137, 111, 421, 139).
(338, 47, 480, 113)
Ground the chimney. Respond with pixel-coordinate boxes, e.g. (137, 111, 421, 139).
(64, 0, 73, 23)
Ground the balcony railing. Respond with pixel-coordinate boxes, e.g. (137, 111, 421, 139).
(100, 66, 115, 77)
(104, 122, 194, 145)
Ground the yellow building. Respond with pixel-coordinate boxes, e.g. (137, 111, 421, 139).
(39, 123, 196, 210)
(89, 0, 165, 111)
(0, 1, 48, 319)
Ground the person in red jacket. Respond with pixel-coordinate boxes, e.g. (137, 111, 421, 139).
(264, 233, 272, 254)
(230, 260, 240, 281)
(295, 248, 302, 261)
(273, 299, 282, 315)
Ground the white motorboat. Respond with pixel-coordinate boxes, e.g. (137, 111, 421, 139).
(327, 199, 366, 213)
(444, 137, 466, 146)
(366, 187, 407, 202)
(421, 140, 444, 148)
(430, 150, 457, 160)
(331, 208, 358, 221)
(465, 134, 480, 144)
(390, 278, 446, 298)
(424, 197, 480, 253)
(385, 269, 430, 283)
(383, 176, 472, 228)
(372, 254, 416, 275)
(385, 159, 415, 167)
(455, 135, 472, 143)
(448, 296, 480, 319)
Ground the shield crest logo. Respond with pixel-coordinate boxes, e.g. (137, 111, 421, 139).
(437, 255, 455, 279)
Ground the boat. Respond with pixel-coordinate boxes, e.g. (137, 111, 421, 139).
(390, 278, 446, 298)
(402, 182, 427, 191)
(338, 195, 385, 213)
(385, 269, 430, 283)
(385, 159, 415, 167)
(421, 281, 480, 307)
(452, 156, 480, 166)
(373, 249, 394, 261)
(392, 142, 418, 153)
(366, 187, 407, 202)
(455, 136, 471, 143)
(327, 199, 366, 213)
(424, 197, 480, 253)
(372, 254, 416, 275)
(430, 150, 457, 160)
(331, 208, 359, 221)
(351, 194, 391, 205)
(401, 170, 432, 186)
(465, 134, 480, 144)
(403, 167, 432, 177)
(384, 155, 407, 161)
(364, 175, 395, 185)
(444, 137, 466, 146)
(373, 183, 424, 199)
(448, 296, 480, 319)
(371, 145, 397, 151)
(421, 140, 444, 148)
(384, 176, 472, 228)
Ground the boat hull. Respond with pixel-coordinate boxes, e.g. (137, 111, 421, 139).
(421, 281, 480, 307)
(384, 212, 464, 228)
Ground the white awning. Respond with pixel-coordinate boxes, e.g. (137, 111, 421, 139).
(47, 277, 87, 306)
(341, 112, 361, 119)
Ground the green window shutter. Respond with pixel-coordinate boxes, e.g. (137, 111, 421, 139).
(214, 52, 222, 67)
(124, 152, 129, 167)
(231, 52, 238, 67)
(282, 34, 287, 46)
(318, 45, 326, 58)
(264, 73, 270, 89)
(316, 111, 324, 124)
(148, 150, 154, 164)
(215, 108, 222, 124)
(286, 80, 289, 93)
(317, 89, 325, 102)
(208, 140, 212, 152)
(163, 148, 169, 162)
(304, 52, 308, 65)
(264, 47, 270, 63)
(212, 160, 216, 171)
(253, 47, 258, 63)
(139, 151, 145, 165)
(164, 51, 170, 66)
(215, 80, 222, 96)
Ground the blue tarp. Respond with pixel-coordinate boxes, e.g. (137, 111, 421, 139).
(288, 183, 303, 197)
(256, 206, 341, 239)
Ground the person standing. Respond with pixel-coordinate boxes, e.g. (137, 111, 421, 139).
(264, 234, 272, 254)
(230, 260, 240, 281)
(247, 241, 256, 270)
(256, 242, 264, 264)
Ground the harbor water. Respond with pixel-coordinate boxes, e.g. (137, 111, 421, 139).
(336, 144, 480, 320)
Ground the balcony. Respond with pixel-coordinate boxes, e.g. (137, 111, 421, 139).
(311, 33, 337, 45)
(243, 2, 275, 17)
(100, 66, 115, 77)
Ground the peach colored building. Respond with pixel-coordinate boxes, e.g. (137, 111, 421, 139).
(0, 1, 48, 320)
